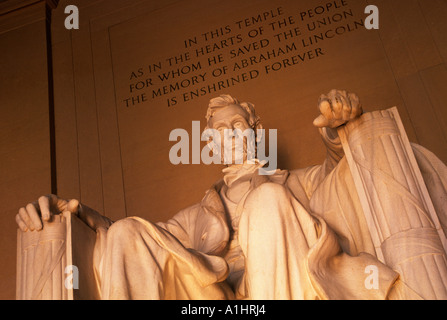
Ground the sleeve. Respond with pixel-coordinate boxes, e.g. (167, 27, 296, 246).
(157, 193, 230, 256)
(318, 126, 345, 175)
(156, 204, 200, 251)
(287, 127, 345, 202)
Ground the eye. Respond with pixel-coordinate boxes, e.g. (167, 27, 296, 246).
(234, 121, 244, 128)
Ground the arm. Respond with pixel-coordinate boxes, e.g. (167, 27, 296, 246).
(313, 89, 363, 180)
(288, 90, 363, 200)
(77, 202, 113, 230)
(317, 126, 345, 178)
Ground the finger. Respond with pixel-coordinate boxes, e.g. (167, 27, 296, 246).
(16, 214, 28, 232)
(350, 105, 362, 120)
(67, 199, 80, 214)
(339, 89, 348, 97)
(55, 196, 69, 212)
(348, 93, 362, 118)
(348, 92, 359, 107)
(318, 99, 334, 120)
(26, 203, 42, 231)
(318, 93, 328, 103)
(341, 95, 352, 120)
(18, 207, 34, 231)
(328, 91, 343, 117)
(313, 115, 329, 128)
(38, 195, 52, 221)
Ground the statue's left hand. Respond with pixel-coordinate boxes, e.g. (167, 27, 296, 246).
(313, 89, 363, 129)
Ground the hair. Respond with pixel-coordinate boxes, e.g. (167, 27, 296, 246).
(205, 94, 263, 133)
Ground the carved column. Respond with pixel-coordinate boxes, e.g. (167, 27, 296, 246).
(338, 107, 447, 299)
(17, 212, 99, 300)
(17, 214, 68, 299)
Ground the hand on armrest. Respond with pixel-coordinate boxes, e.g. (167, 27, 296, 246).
(15, 194, 112, 232)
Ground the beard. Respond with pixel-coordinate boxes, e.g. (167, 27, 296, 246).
(221, 137, 256, 165)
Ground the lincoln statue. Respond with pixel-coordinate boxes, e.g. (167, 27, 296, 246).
(15, 89, 447, 300)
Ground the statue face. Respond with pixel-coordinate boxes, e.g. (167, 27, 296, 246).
(208, 104, 252, 165)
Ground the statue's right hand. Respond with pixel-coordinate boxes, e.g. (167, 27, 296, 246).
(15, 194, 80, 232)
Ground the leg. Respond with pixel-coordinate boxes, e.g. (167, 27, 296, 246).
(97, 217, 234, 300)
(238, 182, 319, 299)
(99, 217, 169, 299)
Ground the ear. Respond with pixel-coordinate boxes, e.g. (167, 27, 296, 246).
(255, 122, 264, 143)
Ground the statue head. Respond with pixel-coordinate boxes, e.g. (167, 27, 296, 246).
(204, 94, 264, 165)
(205, 95, 262, 130)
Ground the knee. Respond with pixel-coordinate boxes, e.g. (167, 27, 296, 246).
(243, 182, 288, 221)
(106, 217, 143, 242)
(246, 182, 288, 206)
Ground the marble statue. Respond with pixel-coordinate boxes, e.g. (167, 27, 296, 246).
(15, 90, 447, 300)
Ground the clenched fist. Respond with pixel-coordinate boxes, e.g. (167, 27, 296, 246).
(313, 89, 363, 129)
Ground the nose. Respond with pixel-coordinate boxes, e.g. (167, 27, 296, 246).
(225, 128, 236, 138)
